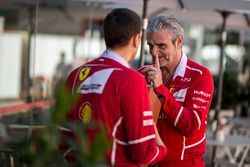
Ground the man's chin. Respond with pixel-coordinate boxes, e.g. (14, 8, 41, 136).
(159, 61, 167, 67)
(159, 61, 170, 69)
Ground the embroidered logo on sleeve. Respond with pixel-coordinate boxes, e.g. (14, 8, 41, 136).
(193, 90, 211, 98)
(181, 77, 191, 82)
(79, 102, 92, 123)
(170, 87, 175, 94)
(173, 88, 187, 102)
(79, 67, 91, 81)
(77, 68, 118, 94)
(193, 103, 207, 110)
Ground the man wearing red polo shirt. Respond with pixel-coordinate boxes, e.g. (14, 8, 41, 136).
(141, 14, 214, 167)
(60, 8, 167, 166)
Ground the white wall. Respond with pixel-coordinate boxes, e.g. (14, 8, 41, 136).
(31, 35, 74, 79)
(0, 33, 22, 98)
(32, 33, 105, 80)
(0, 32, 105, 99)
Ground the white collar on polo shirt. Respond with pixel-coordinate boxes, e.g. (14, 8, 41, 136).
(173, 52, 187, 79)
(101, 50, 130, 68)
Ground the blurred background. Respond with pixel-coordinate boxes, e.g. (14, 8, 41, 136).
(0, 0, 249, 109)
(0, 0, 249, 166)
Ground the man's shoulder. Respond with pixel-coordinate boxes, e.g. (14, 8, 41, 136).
(68, 60, 142, 81)
(114, 67, 145, 82)
(186, 59, 212, 77)
(185, 59, 214, 90)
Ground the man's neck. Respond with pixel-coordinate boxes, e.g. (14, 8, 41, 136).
(162, 51, 183, 84)
(109, 47, 131, 63)
(161, 68, 173, 85)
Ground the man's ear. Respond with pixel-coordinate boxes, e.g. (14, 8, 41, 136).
(175, 36, 183, 49)
(133, 33, 141, 48)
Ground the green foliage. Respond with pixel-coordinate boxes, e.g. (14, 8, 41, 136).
(6, 82, 111, 166)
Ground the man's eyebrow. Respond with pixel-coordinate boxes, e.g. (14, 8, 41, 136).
(157, 43, 165, 46)
(147, 42, 165, 46)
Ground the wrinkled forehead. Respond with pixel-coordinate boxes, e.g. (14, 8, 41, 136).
(146, 29, 173, 41)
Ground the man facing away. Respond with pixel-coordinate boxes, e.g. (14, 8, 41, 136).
(140, 14, 214, 167)
(60, 8, 167, 166)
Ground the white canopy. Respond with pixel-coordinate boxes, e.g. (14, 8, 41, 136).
(0, 0, 249, 33)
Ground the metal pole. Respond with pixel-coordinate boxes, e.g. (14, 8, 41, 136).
(26, 7, 33, 104)
(213, 11, 229, 127)
(138, 0, 149, 68)
(27, 0, 39, 139)
(211, 11, 229, 166)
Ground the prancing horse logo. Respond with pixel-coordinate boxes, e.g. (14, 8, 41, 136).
(79, 67, 90, 81)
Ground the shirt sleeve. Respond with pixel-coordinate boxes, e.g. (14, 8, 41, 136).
(65, 68, 78, 91)
(154, 70, 214, 137)
(120, 72, 167, 165)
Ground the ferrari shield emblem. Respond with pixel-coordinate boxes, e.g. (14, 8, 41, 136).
(79, 67, 90, 81)
(170, 87, 175, 94)
(79, 102, 92, 123)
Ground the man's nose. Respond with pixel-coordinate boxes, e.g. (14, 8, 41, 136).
(151, 46, 159, 57)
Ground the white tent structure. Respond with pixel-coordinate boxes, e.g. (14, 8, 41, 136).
(1, 0, 249, 33)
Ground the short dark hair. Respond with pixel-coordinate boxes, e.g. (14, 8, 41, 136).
(104, 8, 142, 49)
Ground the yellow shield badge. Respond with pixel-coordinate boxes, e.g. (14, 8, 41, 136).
(80, 103, 92, 123)
(79, 67, 90, 81)
(170, 87, 175, 94)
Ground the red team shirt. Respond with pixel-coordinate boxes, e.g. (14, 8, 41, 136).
(61, 50, 166, 166)
(154, 53, 214, 167)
